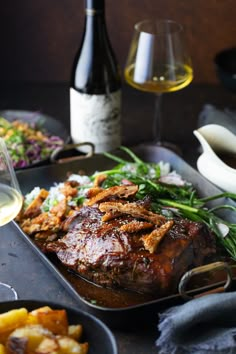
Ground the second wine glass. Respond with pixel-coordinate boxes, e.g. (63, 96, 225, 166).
(0, 137, 23, 300)
(125, 19, 193, 151)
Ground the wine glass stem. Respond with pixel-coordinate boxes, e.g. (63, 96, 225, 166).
(153, 93, 163, 144)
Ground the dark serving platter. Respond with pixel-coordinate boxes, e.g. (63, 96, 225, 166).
(15, 144, 236, 329)
(0, 300, 118, 354)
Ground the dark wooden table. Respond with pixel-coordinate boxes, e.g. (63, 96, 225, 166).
(0, 82, 235, 353)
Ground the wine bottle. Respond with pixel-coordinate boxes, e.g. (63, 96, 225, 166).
(70, 0, 121, 153)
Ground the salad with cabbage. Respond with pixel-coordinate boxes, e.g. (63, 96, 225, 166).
(0, 116, 64, 168)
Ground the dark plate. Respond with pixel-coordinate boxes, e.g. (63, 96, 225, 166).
(15, 144, 236, 329)
(0, 110, 70, 169)
(0, 300, 118, 354)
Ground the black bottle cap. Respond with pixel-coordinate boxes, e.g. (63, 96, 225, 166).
(86, 0, 104, 10)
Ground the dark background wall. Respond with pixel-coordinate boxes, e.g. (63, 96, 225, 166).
(0, 0, 235, 84)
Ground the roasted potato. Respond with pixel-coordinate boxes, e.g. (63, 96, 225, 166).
(68, 325, 83, 341)
(0, 308, 28, 333)
(6, 325, 53, 352)
(34, 336, 59, 353)
(57, 336, 88, 354)
(0, 344, 6, 354)
(0, 307, 89, 354)
(28, 307, 68, 335)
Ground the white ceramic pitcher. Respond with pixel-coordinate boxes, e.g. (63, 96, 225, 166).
(193, 124, 236, 193)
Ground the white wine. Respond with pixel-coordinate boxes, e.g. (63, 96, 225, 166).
(125, 63, 193, 93)
(0, 184, 23, 226)
(70, 0, 121, 153)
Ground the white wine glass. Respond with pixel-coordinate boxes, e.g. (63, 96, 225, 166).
(125, 19, 193, 152)
(0, 137, 23, 300)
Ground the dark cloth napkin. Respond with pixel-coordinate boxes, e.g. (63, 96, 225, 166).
(156, 291, 236, 354)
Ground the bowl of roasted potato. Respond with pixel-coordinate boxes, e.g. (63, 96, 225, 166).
(0, 300, 117, 354)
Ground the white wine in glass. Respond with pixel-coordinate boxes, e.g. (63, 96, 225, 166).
(125, 19, 193, 150)
(0, 137, 23, 299)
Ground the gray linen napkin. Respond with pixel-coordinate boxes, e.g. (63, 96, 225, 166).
(156, 292, 236, 354)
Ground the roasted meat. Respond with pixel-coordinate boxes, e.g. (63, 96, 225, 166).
(46, 204, 218, 295)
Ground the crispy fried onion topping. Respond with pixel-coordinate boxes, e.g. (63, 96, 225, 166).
(23, 189, 49, 219)
(99, 200, 174, 253)
(141, 220, 174, 253)
(120, 221, 154, 233)
(85, 185, 139, 206)
(93, 173, 107, 187)
(99, 201, 166, 225)
(20, 213, 61, 235)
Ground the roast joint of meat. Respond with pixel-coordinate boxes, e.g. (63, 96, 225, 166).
(46, 185, 218, 296)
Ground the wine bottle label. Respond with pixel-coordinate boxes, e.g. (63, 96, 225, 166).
(70, 88, 121, 153)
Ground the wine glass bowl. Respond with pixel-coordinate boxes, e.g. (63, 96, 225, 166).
(124, 19, 193, 148)
(0, 138, 23, 226)
(0, 138, 23, 300)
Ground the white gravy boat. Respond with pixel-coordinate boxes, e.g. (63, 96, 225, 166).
(193, 124, 236, 193)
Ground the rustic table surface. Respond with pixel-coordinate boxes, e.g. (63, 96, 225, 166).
(0, 82, 235, 353)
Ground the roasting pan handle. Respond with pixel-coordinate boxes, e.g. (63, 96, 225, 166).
(50, 142, 95, 164)
(178, 261, 233, 300)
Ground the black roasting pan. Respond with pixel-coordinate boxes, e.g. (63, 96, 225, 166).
(14, 144, 236, 329)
